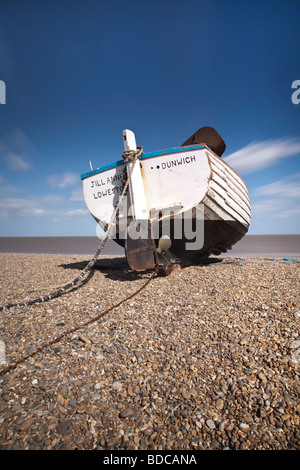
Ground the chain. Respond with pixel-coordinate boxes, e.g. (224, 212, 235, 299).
(0, 148, 143, 312)
(0, 147, 159, 376)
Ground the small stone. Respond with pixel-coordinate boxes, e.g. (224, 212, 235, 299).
(258, 373, 267, 382)
(112, 381, 123, 391)
(119, 408, 134, 418)
(239, 423, 249, 432)
(20, 417, 34, 431)
(91, 393, 101, 401)
(226, 423, 234, 432)
(219, 420, 227, 432)
(0, 340, 6, 366)
(215, 398, 224, 410)
(240, 337, 248, 345)
(78, 334, 91, 346)
(1, 392, 10, 402)
(57, 420, 72, 436)
(48, 419, 58, 431)
(77, 404, 87, 414)
(56, 393, 65, 405)
(211, 439, 221, 449)
(206, 419, 215, 429)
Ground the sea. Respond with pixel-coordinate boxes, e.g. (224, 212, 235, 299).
(0, 235, 299, 258)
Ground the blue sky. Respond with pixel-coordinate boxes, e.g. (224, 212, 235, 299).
(0, 0, 299, 236)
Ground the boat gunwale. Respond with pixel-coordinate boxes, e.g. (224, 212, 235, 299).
(81, 144, 205, 180)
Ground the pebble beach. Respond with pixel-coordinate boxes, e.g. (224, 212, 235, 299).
(0, 253, 299, 450)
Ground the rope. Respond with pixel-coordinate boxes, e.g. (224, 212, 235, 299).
(171, 256, 300, 265)
(0, 148, 143, 313)
(0, 147, 159, 376)
(0, 270, 156, 377)
(218, 257, 300, 264)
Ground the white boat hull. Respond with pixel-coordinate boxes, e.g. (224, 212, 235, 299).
(81, 143, 250, 259)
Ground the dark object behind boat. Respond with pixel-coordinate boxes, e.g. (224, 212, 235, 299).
(181, 126, 226, 157)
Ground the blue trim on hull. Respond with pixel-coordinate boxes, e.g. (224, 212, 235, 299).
(81, 144, 204, 180)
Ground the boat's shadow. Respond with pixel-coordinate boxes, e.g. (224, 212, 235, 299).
(60, 257, 143, 282)
(59, 256, 223, 282)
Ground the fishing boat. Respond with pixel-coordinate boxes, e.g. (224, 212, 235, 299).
(81, 127, 251, 272)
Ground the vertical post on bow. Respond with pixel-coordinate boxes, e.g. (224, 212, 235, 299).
(122, 129, 149, 221)
(122, 129, 157, 271)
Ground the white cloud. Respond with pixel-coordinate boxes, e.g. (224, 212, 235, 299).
(0, 175, 21, 197)
(0, 183, 22, 197)
(251, 198, 285, 215)
(64, 209, 87, 217)
(3, 152, 31, 171)
(224, 137, 300, 174)
(272, 207, 300, 219)
(39, 194, 65, 206)
(254, 173, 300, 199)
(0, 196, 87, 221)
(251, 173, 300, 221)
(47, 172, 78, 188)
(0, 198, 48, 219)
(70, 187, 84, 201)
(0, 128, 37, 171)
